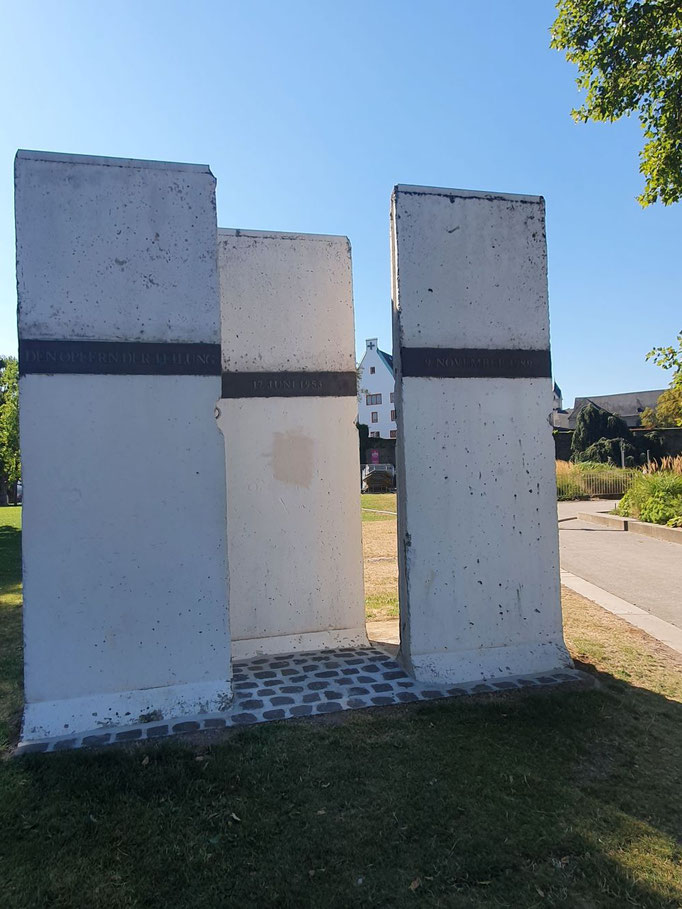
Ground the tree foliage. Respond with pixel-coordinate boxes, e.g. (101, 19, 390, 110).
(574, 436, 639, 465)
(646, 329, 682, 386)
(0, 357, 20, 493)
(571, 401, 663, 464)
(551, 0, 682, 206)
(641, 330, 682, 426)
(641, 388, 682, 427)
(571, 402, 630, 456)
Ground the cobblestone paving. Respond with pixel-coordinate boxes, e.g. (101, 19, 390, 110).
(15, 647, 586, 754)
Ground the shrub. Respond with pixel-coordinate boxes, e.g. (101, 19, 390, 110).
(570, 402, 665, 465)
(617, 472, 682, 525)
(571, 403, 630, 458)
(574, 437, 639, 466)
(640, 492, 682, 524)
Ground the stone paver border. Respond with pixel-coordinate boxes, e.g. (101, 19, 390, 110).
(15, 646, 590, 756)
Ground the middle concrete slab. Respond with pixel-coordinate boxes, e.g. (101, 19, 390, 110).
(216, 229, 367, 660)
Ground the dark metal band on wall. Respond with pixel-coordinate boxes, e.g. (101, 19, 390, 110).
(400, 347, 552, 379)
(19, 339, 221, 376)
(221, 371, 358, 398)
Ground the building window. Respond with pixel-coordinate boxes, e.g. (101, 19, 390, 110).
(366, 393, 382, 405)
(369, 366, 375, 374)
(371, 411, 378, 423)
(391, 410, 396, 421)
(390, 430, 397, 439)
(390, 392, 394, 403)
(370, 431, 380, 438)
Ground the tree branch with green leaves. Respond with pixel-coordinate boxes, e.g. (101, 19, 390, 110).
(551, 0, 682, 206)
(641, 330, 682, 427)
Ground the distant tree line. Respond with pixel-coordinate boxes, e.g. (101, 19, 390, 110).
(0, 357, 20, 504)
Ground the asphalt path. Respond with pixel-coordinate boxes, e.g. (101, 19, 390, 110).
(558, 500, 682, 630)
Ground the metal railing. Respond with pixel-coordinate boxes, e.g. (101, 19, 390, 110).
(362, 463, 395, 478)
(556, 469, 638, 500)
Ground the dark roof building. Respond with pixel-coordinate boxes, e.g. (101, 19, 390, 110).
(567, 389, 666, 428)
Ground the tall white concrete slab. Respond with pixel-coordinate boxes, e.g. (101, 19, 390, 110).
(16, 150, 230, 740)
(391, 185, 571, 684)
(216, 229, 366, 659)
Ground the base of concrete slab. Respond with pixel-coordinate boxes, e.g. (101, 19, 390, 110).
(403, 641, 573, 687)
(561, 571, 682, 656)
(21, 677, 233, 743)
(231, 627, 369, 661)
(15, 646, 591, 756)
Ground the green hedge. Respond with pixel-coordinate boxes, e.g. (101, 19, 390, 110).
(617, 472, 682, 526)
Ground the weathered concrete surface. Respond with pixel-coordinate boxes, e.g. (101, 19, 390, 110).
(391, 185, 571, 685)
(16, 151, 230, 740)
(216, 229, 366, 659)
(16, 151, 219, 343)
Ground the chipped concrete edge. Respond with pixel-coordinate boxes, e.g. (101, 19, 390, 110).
(393, 184, 543, 204)
(15, 149, 212, 174)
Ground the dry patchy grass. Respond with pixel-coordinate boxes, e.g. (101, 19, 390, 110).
(362, 518, 398, 620)
(563, 587, 682, 700)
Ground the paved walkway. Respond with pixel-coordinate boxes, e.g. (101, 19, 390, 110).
(368, 501, 682, 651)
(558, 500, 682, 631)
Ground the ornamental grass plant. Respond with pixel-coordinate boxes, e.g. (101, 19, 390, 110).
(555, 461, 637, 501)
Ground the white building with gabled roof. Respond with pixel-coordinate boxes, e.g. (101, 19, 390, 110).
(357, 338, 396, 439)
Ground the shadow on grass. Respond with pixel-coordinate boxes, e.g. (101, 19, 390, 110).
(0, 507, 679, 907)
(0, 520, 23, 751)
(0, 521, 22, 600)
(1, 669, 681, 908)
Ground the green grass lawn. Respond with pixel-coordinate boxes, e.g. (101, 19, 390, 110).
(0, 507, 23, 753)
(1, 506, 681, 907)
(361, 492, 397, 521)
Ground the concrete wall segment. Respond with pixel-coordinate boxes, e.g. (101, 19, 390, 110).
(391, 185, 549, 351)
(217, 229, 367, 659)
(391, 184, 570, 685)
(15, 150, 219, 344)
(217, 228, 355, 373)
(15, 151, 230, 741)
(20, 374, 229, 704)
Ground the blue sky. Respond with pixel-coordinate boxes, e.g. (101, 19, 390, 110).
(1, 0, 679, 407)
